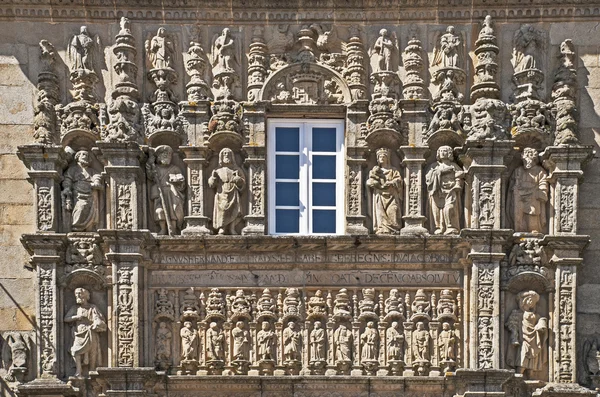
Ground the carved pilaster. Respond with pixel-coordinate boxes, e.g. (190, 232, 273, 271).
(180, 146, 211, 235)
(242, 102, 266, 235)
(400, 146, 428, 235)
(346, 101, 369, 235)
(542, 146, 593, 235)
(21, 234, 68, 378)
(96, 142, 146, 230)
(18, 145, 67, 232)
(100, 230, 152, 368)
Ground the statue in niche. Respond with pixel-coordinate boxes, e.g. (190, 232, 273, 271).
(509, 148, 548, 233)
(67, 26, 98, 72)
(155, 321, 172, 368)
(211, 28, 238, 73)
(64, 288, 107, 377)
(432, 26, 463, 68)
(310, 321, 326, 362)
(334, 324, 352, 362)
(425, 146, 464, 235)
(366, 148, 403, 234)
(208, 148, 246, 235)
(371, 28, 398, 72)
(147, 145, 185, 235)
(62, 150, 103, 232)
(257, 321, 276, 361)
(146, 27, 175, 70)
(283, 322, 301, 362)
(180, 321, 199, 361)
(232, 321, 250, 361)
(206, 322, 224, 361)
(438, 322, 456, 362)
(386, 321, 404, 361)
(506, 290, 548, 375)
(361, 321, 379, 362)
(513, 25, 543, 72)
(413, 322, 430, 362)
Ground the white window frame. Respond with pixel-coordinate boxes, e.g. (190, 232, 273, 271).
(268, 119, 345, 235)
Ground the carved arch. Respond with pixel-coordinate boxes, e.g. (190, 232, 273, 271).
(259, 63, 352, 105)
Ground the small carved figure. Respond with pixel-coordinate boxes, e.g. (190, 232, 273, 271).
(206, 322, 224, 361)
(366, 148, 403, 234)
(146, 27, 175, 70)
(257, 321, 276, 361)
(372, 28, 398, 72)
(62, 150, 103, 232)
(513, 25, 543, 73)
(283, 322, 301, 362)
(1, 332, 30, 382)
(155, 289, 174, 319)
(433, 26, 463, 68)
(361, 321, 379, 362)
(386, 321, 404, 361)
(438, 322, 456, 361)
(334, 324, 352, 362)
(413, 322, 430, 362)
(64, 288, 107, 376)
(411, 289, 431, 316)
(510, 148, 548, 233)
(67, 26, 98, 72)
(506, 290, 548, 376)
(310, 321, 326, 362)
(232, 321, 250, 361)
(155, 322, 172, 367)
(212, 28, 238, 73)
(426, 146, 464, 235)
(478, 15, 495, 40)
(208, 148, 246, 235)
(180, 321, 199, 361)
(147, 145, 185, 235)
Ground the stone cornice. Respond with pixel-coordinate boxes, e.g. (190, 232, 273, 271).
(1, 0, 599, 23)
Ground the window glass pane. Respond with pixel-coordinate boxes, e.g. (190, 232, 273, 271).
(312, 183, 336, 207)
(276, 155, 299, 179)
(276, 209, 300, 233)
(312, 210, 336, 233)
(312, 155, 336, 179)
(275, 127, 300, 152)
(276, 182, 299, 206)
(312, 127, 337, 152)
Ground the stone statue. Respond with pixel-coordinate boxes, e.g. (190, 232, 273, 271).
(1, 332, 30, 383)
(510, 148, 548, 233)
(413, 322, 430, 362)
(366, 148, 403, 234)
(211, 28, 238, 73)
(155, 322, 172, 367)
(371, 28, 398, 72)
(64, 288, 107, 376)
(334, 324, 352, 362)
(438, 322, 456, 362)
(257, 321, 276, 361)
(425, 146, 464, 235)
(310, 321, 326, 362)
(206, 322, 224, 361)
(360, 321, 378, 362)
(180, 321, 199, 361)
(62, 150, 103, 232)
(147, 145, 185, 235)
(232, 321, 250, 361)
(513, 25, 543, 73)
(67, 26, 97, 72)
(506, 290, 548, 375)
(386, 321, 404, 361)
(433, 26, 463, 68)
(283, 322, 301, 362)
(146, 27, 175, 70)
(208, 148, 246, 235)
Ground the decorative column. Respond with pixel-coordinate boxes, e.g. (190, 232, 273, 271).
(247, 27, 268, 102)
(100, 230, 151, 368)
(242, 103, 266, 235)
(33, 40, 60, 145)
(180, 146, 211, 235)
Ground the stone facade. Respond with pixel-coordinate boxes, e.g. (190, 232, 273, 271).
(1, 1, 600, 397)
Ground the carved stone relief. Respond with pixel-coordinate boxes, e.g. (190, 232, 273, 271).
(366, 148, 403, 234)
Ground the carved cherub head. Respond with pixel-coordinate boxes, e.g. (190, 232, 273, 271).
(521, 147, 539, 169)
(437, 145, 454, 162)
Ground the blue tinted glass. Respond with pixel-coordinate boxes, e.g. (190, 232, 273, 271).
(275, 127, 300, 152)
(312, 155, 336, 179)
(276, 155, 299, 179)
(312, 183, 336, 206)
(312, 127, 337, 152)
(312, 210, 336, 233)
(276, 209, 300, 233)
(276, 182, 299, 206)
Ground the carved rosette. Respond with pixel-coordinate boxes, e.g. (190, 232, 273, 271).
(551, 39, 580, 146)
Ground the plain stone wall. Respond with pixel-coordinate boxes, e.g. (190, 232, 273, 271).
(0, 17, 599, 390)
